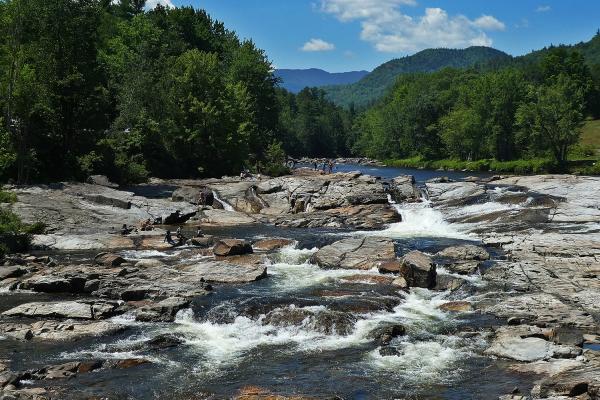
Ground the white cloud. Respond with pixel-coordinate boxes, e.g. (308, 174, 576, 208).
(536, 5, 551, 12)
(473, 15, 505, 31)
(320, 0, 505, 53)
(301, 38, 336, 52)
(145, 0, 174, 9)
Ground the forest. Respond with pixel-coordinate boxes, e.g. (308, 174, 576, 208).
(1, 0, 600, 184)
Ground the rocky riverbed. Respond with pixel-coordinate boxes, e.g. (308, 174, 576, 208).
(0, 169, 599, 399)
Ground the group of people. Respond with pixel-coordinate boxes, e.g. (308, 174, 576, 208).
(164, 226, 203, 246)
(312, 160, 335, 174)
(120, 218, 156, 236)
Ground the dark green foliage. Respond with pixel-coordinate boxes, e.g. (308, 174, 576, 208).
(0, 1, 280, 183)
(354, 48, 595, 170)
(324, 47, 511, 109)
(276, 87, 352, 157)
(259, 141, 289, 177)
(0, 189, 17, 204)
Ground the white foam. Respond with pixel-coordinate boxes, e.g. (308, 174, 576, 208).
(372, 200, 472, 239)
(366, 336, 466, 383)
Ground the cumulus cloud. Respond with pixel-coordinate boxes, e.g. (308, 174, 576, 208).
(320, 0, 505, 53)
(301, 38, 336, 52)
(536, 5, 551, 12)
(145, 0, 174, 9)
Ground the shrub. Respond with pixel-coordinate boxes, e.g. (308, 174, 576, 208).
(0, 190, 17, 204)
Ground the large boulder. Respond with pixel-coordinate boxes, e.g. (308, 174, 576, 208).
(310, 237, 396, 270)
(436, 245, 490, 261)
(213, 239, 253, 257)
(94, 252, 126, 267)
(0, 266, 26, 280)
(390, 175, 419, 202)
(86, 175, 118, 188)
(135, 297, 190, 322)
(399, 251, 436, 288)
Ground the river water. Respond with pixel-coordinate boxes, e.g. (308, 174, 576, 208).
(1, 166, 533, 399)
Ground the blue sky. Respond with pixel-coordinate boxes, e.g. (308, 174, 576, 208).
(159, 0, 600, 72)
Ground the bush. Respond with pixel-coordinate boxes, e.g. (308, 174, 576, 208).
(0, 190, 17, 204)
(259, 141, 290, 177)
(385, 157, 558, 174)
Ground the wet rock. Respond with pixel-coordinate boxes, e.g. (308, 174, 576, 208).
(2, 300, 122, 320)
(264, 306, 357, 336)
(94, 252, 126, 267)
(31, 361, 81, 380)
(108, 358, 151, 369)
(373, 324, 406, 345)
(400, 251, 436, 289)
(311, 237, 395, 270)
(135, 334, 184, 351)
(213, 239, 253, 257)
(252, 238, 295, 252)
(438, 301, 473, 312)
(135, 297, 190, 322)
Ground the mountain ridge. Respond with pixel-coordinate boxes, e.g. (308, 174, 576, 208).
(274, 68, 369, 93)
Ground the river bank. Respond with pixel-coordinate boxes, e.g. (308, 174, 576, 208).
(0, 168, 598, 399)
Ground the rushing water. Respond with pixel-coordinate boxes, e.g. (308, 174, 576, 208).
(1, 168, 537, 399)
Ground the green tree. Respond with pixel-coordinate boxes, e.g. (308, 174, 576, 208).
(516, 75, 585, 166)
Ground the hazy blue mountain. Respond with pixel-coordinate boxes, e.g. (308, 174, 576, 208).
(274, 68, 369, 93)
(323, 46, 511, 108)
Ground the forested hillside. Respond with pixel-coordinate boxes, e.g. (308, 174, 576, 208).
(0, 0, 285, 183)
(352, 45, 600, 171)
(323, 47, 511, 109)
(274, 69, 368, 93)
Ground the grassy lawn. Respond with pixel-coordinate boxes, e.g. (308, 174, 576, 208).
(580, 119, 600, 153)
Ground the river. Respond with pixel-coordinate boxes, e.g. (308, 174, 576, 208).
(1, 186, 537, 399)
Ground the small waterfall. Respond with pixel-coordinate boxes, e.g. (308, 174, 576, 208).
(212, 190, 235, 212)
(376, 193, 469, 239)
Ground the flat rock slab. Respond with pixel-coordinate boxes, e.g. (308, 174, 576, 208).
(199, 209, 257, 225)
(310, 237, 395, 270)
(180, 262, 267, 283)
(484, 326, 581, 362)
(2, 301, 121, 320)
(0, 320, 125, 341)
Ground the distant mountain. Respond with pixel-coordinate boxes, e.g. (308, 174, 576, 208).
(323, 46, 511, 109)
(274, 68, 369, 93)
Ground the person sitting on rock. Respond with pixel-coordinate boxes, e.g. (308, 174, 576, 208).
(195, 227, 203, 238)
(164, 230, 176, 245)
(120, 224, 133, 235)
